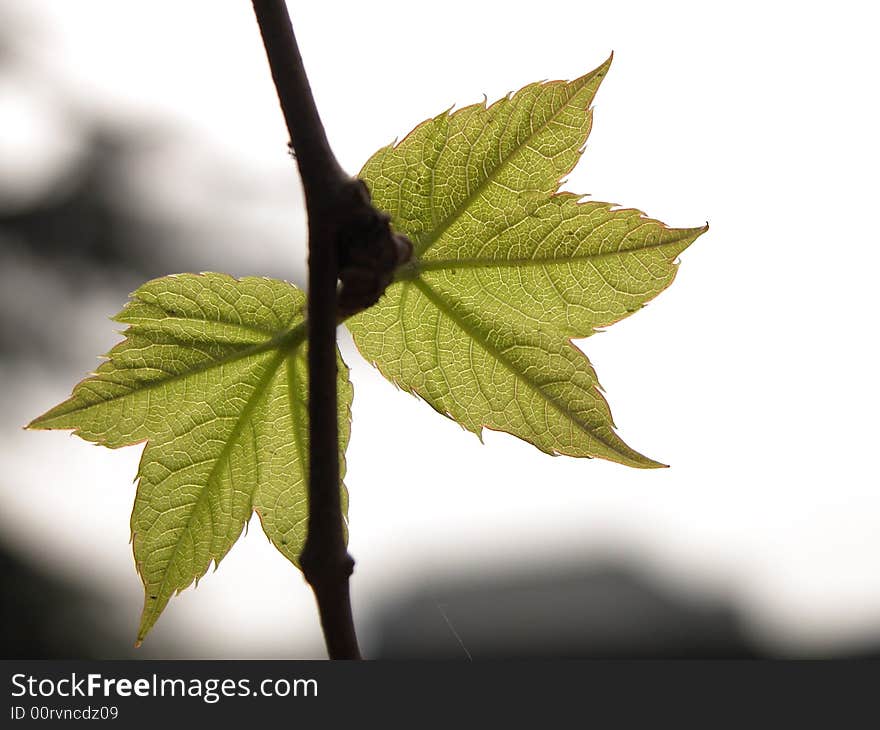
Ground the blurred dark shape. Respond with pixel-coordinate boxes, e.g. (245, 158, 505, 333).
(0, 537, 136, 659)
(373, 562, 856, 659)
(0, 3, 305, 369)
(0, 113, 192, 365)
(0, 126, 180, 279)
(0, 3, 183, 281)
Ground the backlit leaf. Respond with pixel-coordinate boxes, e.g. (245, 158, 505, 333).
(28, 273, 352, 644)
(348, 56, 705, 466)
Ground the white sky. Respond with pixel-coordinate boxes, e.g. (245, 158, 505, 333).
(1, 0, 879, 657)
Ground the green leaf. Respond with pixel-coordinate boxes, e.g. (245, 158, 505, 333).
(348, 56, 706, 467)
(28, 273, 352, 644)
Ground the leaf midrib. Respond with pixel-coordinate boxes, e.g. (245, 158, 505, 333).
(411, 278, 650, 465)
(411, 73, 599, 259)
(121, 313, 279, 341)
(31, 321, 307, 425)
(406, 234, 695, 275)
(138, 348, 286, 639)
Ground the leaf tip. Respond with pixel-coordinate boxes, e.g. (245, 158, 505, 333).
(682, 221, 709, 249)
(25, 410, 53, 431)
(632, 452, 669, 469)
(593, 52, 614, 79)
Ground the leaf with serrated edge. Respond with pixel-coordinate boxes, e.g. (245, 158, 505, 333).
(348, 56, 706, 466)
(28, 273, 352, 644)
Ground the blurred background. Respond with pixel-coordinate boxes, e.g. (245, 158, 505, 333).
(1, 0, 878, 659)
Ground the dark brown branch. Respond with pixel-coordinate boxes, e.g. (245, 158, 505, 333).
(252, 0, 343, 199)
(252, 0, 352, 659)
(251, 0, 410, 660)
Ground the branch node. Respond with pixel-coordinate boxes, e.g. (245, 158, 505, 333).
(337, 179, 413, 318)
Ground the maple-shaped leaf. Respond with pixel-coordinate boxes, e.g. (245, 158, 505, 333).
(28, 273, 352, 644)
(347, 56, 706, 466)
